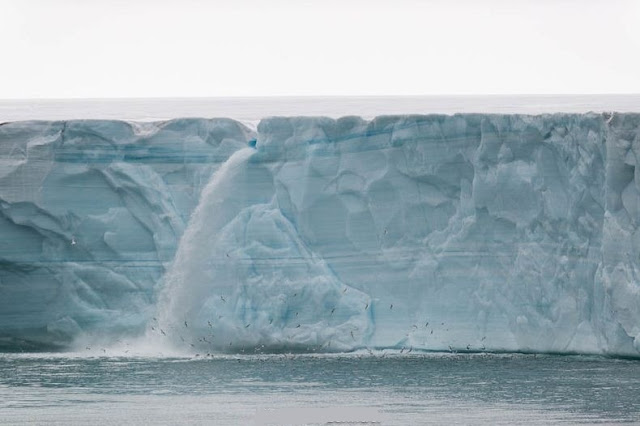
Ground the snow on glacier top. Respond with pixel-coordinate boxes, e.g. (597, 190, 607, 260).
(1, 95, 639, 124)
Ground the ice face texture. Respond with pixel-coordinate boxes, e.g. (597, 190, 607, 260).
(2, 113, 640, 356)
(0, 119, 254, 348)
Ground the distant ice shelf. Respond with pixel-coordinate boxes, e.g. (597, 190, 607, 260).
(1, 113, 640, 357)
(2, 95, 640, 122)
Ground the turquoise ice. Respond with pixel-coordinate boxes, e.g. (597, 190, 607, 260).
(2, 113, 640, 356)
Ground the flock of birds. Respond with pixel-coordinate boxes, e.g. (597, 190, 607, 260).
(77, 228, 493, 358)
(131, 287, 491, 359)
(77, 221, 495, 358)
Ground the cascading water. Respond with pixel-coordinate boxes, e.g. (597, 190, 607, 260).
(154, 146, 372, 354)
(154, 147, 256, 350)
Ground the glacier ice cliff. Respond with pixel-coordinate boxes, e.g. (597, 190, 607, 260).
(1, 113, 640, 356)
(0, 119, 254, 348)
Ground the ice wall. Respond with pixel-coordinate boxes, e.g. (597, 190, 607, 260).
(0, 119, 254, 348)
(158, 113, 640, 357)
(2, 113, 640, 356)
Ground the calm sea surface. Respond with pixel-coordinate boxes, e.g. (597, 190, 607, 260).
(1, 353, 639, 425)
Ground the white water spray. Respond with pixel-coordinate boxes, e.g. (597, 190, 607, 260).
(153, 147, 256, 349)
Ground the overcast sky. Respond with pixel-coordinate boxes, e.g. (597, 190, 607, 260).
(2, 0, 639, 98)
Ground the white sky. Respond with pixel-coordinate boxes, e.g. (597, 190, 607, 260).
(1, 0, 639, 98)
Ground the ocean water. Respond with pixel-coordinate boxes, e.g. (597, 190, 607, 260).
(2, 353, 640, 425)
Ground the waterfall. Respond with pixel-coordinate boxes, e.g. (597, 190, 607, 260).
(150, 143, 371, 354)
(154, 147, 256, 348)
